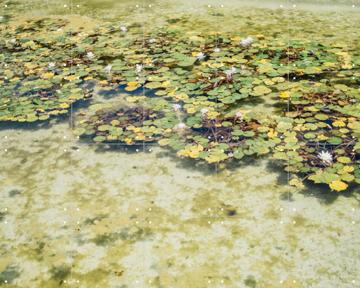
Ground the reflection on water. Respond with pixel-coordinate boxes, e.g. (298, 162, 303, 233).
(0, 0, 360, 287)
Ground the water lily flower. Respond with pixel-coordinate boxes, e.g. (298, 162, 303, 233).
(214, 47, 221, 53)
(225, 67, 237, 81)
(235, 111, 243, 119)
(10, 38, 16, 44)
(148, 38, 156, 43)
(196, 52, 206, 61)
(48, 62, 56, 69)
(176, 123, 187, 130)
(104, 64, 112, 74)
(173, 104, 182, 111)
(317, 150, 333, 165)
(86, 51, 95, 60)
(135, 64, 143, 74)
(120, 25, 127, 32)
(240, 36, 254, 47)
(200, 108, 208, 115)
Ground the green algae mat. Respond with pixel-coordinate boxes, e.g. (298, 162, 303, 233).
(1, 9, 360, 192)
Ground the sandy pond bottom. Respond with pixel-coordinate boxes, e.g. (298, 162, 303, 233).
(0, 119, 359, 288)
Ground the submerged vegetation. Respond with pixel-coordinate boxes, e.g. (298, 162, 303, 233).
(0, 12, 359, 192)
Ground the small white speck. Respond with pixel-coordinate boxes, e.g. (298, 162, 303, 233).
(292, 208, 296, 212)
(135, 208, 139, 211)
(76, 4, 80, 8)
(280, 4, 283, 8)
(64, 208, 67, 211)
(208, 4, 211, 8)
(63, 221, 67, 224)
(4, 149, 7, 152)
(148, 4, 152, 8)
(63, 4, 67, 8)
(293, 221, 296, 224)
(293, 4, 296, 8)
(135, 4, 139, 8)
(148, 208, 152, 211)
(280, 221, 283, 224)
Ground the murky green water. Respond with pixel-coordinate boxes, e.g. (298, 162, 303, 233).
(0, 1, 360, 287)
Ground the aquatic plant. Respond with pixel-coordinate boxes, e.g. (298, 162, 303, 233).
(0, 16, 359, 192)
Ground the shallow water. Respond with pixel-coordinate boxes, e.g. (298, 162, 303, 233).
(1, 1, 360, 287)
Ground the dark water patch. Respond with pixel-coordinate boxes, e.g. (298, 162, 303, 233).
(50, 265, 71, 283)
(0, 265, 20, 284)
(83, 214, 108, 225)
(76, 141, 159, 154)
(92, 227, 152, 246)
(280, 192, 294, 201)
(244, 275, 257, 287)
(0, 115, 68, 131)
(8, 189, 22, 197)
(299, 181, 359, 204)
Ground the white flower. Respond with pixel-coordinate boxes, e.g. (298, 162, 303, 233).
(86, 52, 95, 60)
(235, 111, 243, 119)
(148, 38, 156, 43)
(104, 64, 112, 74)
(120, 26, 127, 32)
(173, 104, 182, 111)
(196, 52, 206, 61)
(225, 67, 237, 80)
(317, 150, 333, 165)
(240, 36, 254, 47)
(176, 123, 187, 130)
(48, 62, 56, 68)
(214, 47, 221, 53)
(135, 64, 143, 74)
(200, 108, 208, 115)
(10, 38, 16, 44)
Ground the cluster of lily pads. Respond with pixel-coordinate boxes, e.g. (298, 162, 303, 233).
(1, 17, 359, 191)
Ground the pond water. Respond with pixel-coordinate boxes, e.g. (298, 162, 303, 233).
(0, 1, 359, 287)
